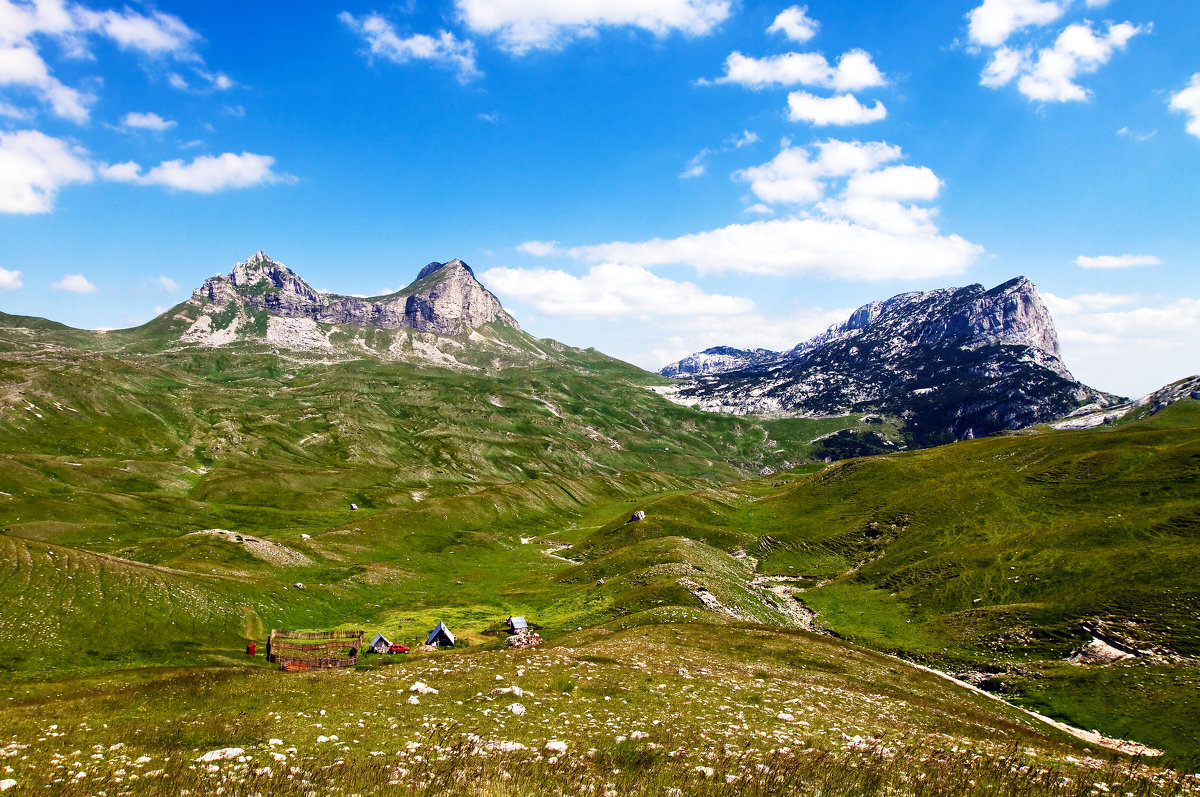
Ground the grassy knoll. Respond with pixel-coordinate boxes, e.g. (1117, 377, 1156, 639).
(564, 400, 1200, 763)
(0, 623, 1193, 795)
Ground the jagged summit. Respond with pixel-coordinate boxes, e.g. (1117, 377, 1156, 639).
(181, 252, 519, 350)
(656, 276, 1117, 444)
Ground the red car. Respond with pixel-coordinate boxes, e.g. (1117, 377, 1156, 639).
(389, 644, 410, 654)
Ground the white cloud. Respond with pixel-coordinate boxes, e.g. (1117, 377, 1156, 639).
(119, 111, 175, 131)
(0, 41, 93, 121)
(480, 263, 754, 319)
(77, 7, 199, 55)
(1074, 254, 1162, 269)
(641, 305, 853, 369)
(560, 139, 980, 281)
(1014, 21, 1143, 102)
(340, 12, 480, 83)
(454, 0, 732, 53)
(735, 139, 902, 204)
(743, 203, 774, 215)
(109, 152, 294, 193)
(966, 0, 1064, 48)
(0, 129, 93, 213)
(568, 216, 980, 281)
(680, 148, 710, 178)
(845, 165, 941, 201)
(0, 268, 22, 290)
(767, 5, 818, 44)
(1042, 293, 1200, 397)
(786, 91, 886, 126)
(516, 239, 561, 256)
(1169, 74, 1200, 139)
(157, 275, 180, 292)
(730, 129, 758, 148)
(51, 273, 97, 293)
(708, 49, 885, 92)
(1116, 126, 1155, 142)
(968, 0, 1146, 104)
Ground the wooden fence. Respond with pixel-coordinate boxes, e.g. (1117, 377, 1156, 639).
(267, 629, 364, 672)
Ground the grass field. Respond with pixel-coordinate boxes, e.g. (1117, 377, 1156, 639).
(0, 312, 1197, 792)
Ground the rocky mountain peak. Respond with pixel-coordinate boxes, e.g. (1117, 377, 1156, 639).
(184, 252, 518, 346)
(655, 276, 1112, 444)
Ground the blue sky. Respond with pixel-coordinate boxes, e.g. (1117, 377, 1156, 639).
(0, 0, 1197, 397)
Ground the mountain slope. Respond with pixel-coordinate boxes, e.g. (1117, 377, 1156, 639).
(658, 277, 1118, 445)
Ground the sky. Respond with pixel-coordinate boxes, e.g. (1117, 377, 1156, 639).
(0, 0, 1197, 398)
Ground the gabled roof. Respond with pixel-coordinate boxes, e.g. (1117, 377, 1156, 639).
(371, 633, 392, 647)
(508, 616, 528, 630)
(426, 621, 455, 646)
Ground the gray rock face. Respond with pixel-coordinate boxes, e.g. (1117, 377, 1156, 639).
(191, 252, 518, 336)
(659, 346, 777, 378)
(656, 277, 1117, 445)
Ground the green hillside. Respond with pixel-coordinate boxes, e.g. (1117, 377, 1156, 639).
(0, 308, 1197, 790)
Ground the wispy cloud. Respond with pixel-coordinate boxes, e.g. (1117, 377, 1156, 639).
(1074, 254, 1162, 269)
(105, 152, 296, 193)
(119, 111, 175, 131)
(340, 11, 480, 83)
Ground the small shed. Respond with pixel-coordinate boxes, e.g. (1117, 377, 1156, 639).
(426, 621, 455, 648)
(370, 633, 392, 654)
(506, 616, 528, 633)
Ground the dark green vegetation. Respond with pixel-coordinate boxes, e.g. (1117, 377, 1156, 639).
(0, 306, 1197, 793)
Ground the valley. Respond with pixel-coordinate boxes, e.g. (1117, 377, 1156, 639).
(0, 254, 1196, 794)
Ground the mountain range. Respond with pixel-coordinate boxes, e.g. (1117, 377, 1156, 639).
(658, 276, 1119, 445)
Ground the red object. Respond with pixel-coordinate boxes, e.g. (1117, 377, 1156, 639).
(390, 644, 409, 654)
(246, 642, 256, 656)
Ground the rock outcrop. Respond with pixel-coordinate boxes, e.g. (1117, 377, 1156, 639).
(191, 251, 518, 336)
(657, 277, 1119, 445)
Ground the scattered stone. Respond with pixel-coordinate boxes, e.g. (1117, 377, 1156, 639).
(507, 703, 526, 716)
(197, 748, 244, 762)
(0, 779, 16, 792)
(409, 682, 438, 694)
(544, 740, 567, 754)
(629, 510, 645, 522)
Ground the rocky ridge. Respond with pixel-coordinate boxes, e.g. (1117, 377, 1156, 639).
(656, 277, 1118, 444)
(190, 251, 519, 337)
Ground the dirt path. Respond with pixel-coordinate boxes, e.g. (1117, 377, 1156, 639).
(893, 654, 1163, 757)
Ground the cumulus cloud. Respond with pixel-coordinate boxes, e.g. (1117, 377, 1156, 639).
(767, 5, 818, 44)
(557, 139, 979, 281)
(1074, 254, 1162, 269)
(51, 273, 98, 293)
(340, 11, 480, 83)
(707, 49, 884, 92)
(454, 0, 732, 53)
(0, 268, 22, 290)
(734, 139, 902, 204)
(0, 129, 93, 213)
(1042, 292, 1200, 397)
(1014, 21, 1144, 102)
(480, 263, 753, 319)
(119, 111, 175, 131)
(966, 0, 1064, 48)
(966, 0, 1146, 103)
(786, 91, 886, 126)
(107, 152, 295, 193)
(1170, 74, 1200, 139)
